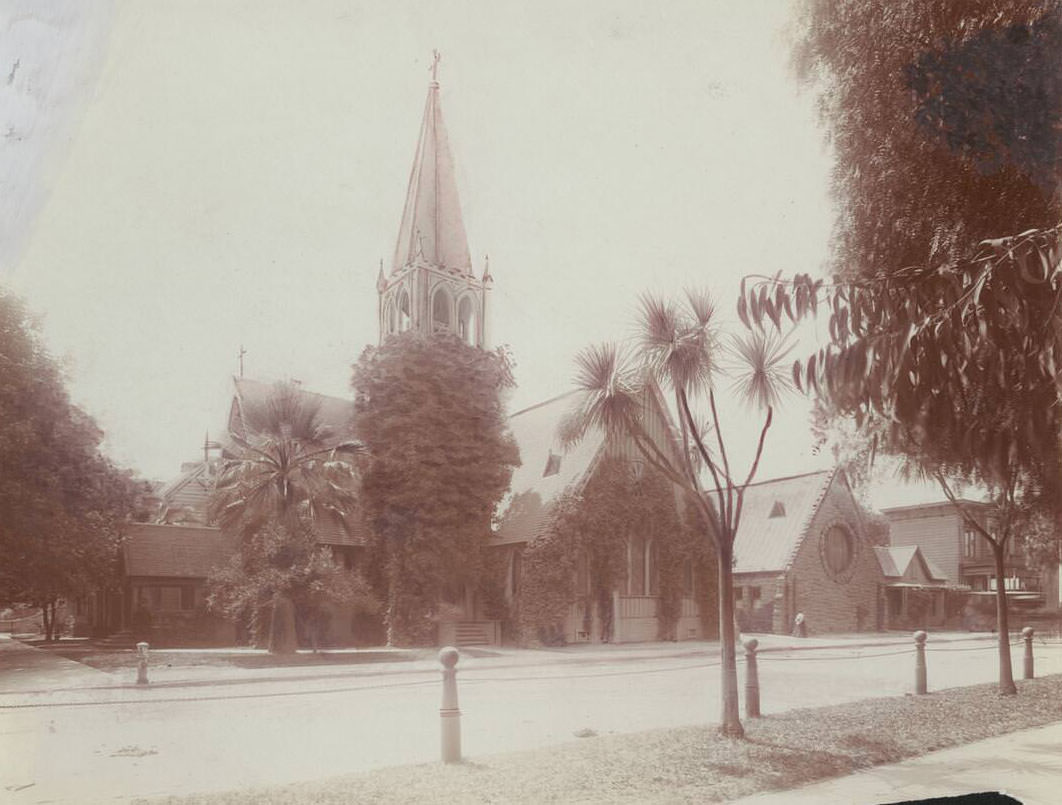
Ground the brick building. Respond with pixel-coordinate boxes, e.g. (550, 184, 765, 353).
(733, 469, 884, 635)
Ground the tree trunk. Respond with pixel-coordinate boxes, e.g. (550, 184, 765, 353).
(717, 542, 744, 738)
(268, 593, 298, 654)
(992, 542, 1017, 695)
(42, 601, 53, 642)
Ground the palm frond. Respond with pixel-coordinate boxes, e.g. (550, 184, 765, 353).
(564, 342, 645, 447)
(636, 290, 719, 395)
(729, 330, 795, 410)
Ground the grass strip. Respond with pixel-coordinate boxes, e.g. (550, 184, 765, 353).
(142, 674, 1062, 804)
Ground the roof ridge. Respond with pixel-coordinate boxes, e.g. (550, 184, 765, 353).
(779, 468, 836, 574)
(509, 390, 581, 419)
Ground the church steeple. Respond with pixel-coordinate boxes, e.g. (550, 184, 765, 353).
(391, 50, 471, 276)
(378, 52, 490, 347)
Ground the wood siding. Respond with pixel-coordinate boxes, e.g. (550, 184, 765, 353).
(887, 509, 962, 582)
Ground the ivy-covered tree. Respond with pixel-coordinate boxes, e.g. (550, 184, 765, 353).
(351, 331, 519, 646)
(208, 381, 364, 652)
(0, 291, 140, 640)
(564, 292, 792, 739)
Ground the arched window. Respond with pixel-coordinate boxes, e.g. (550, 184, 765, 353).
(432, 286, 452, 333)
(457, 296, 476, 344)
(646, 540, 659, 595)
(398, 290, 411, 331)
(384, 301, 396, 335)
(629, 537, 646, 596)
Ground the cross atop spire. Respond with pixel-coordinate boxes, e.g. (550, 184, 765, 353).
(430, 49, 441, 84)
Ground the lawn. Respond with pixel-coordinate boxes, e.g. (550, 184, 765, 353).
(140, 673, 1062, 804)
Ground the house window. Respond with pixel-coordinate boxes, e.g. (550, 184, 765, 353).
(964, 528, 979, 559)
(749, 586, 761, 604)
(682, 560, 695, 597)
(629, 537, 646, 595)
(509, 548, 523, 598)
(646, 540, 659, 596)
(769, 500, 786, 518)
(180, 586, 195, 611)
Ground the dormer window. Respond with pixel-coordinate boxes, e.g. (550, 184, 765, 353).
(769, 500, 786, 518)
(543, 451, 562, 477)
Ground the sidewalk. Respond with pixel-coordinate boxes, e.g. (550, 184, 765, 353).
(730, 720, 1062, 805)
(0, 634, 112, 692)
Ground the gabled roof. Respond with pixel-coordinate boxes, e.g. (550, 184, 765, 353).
(156, 460, 217, 524)
(229, 378, 356, 450)
(123, 524, 236, 579)
(874, 545, 948, 583)
(391, 71, 471, 276)
(731, 470, 836, 574)
(493, 392, 605, 546)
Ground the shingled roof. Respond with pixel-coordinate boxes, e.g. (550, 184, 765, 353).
(493, 392, 605, 546)
(123, 524, 236, 579)
(731, 469, 837, 574)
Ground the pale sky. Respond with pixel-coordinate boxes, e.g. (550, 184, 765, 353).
(1, 1, 939, 507)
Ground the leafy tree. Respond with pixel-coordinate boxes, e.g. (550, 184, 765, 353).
(749, 1, 1062, 694)
(208, 381, 364, 652)
(207, 520, 376, 652)
(351, 331, 519, 646)
(564, 293, 792, 739)
(0, 291, 139, 640)
(793, 0, 1061, 278)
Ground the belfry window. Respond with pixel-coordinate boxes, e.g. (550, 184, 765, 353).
(398, 290, 411, 331)
(457, 296, 475, 344)
(432, 287, 452, 333)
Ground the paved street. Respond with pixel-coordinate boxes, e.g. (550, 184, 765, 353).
(3, 632, 1061, 803)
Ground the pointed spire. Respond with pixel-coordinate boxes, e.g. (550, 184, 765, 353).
(376, 258, 386, 292)
(391, 52, 471, 275)
(482, 254, 493, 287)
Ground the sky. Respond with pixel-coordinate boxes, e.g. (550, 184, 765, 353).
(1, 0, 940, 507)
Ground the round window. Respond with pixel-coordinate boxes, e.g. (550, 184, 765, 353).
(820, 524, 857, 581)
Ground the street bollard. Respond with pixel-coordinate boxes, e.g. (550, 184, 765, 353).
(743, 638, 760, 718)
(439, 646, 461, 763)
(913, 630, 927, 695)
(1023, 626, 1035, 680)
(136, 641, 149, 685)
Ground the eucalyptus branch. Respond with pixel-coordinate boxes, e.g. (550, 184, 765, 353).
(935, 471, 997, 547)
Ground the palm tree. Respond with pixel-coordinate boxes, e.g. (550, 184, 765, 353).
(211, 381, 361, 536)
(209, 381, 362, 652)
(565, 291, 791, 738)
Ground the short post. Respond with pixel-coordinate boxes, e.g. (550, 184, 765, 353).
(743, 638, 760, 718)
(439, 646, 461, 763)
(136, 641, 149, 685)
(1023, 626, 1035, 680)
(913, 630, 927, 695)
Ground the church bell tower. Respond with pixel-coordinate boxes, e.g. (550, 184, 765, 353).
(377, 52, 491, 347)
